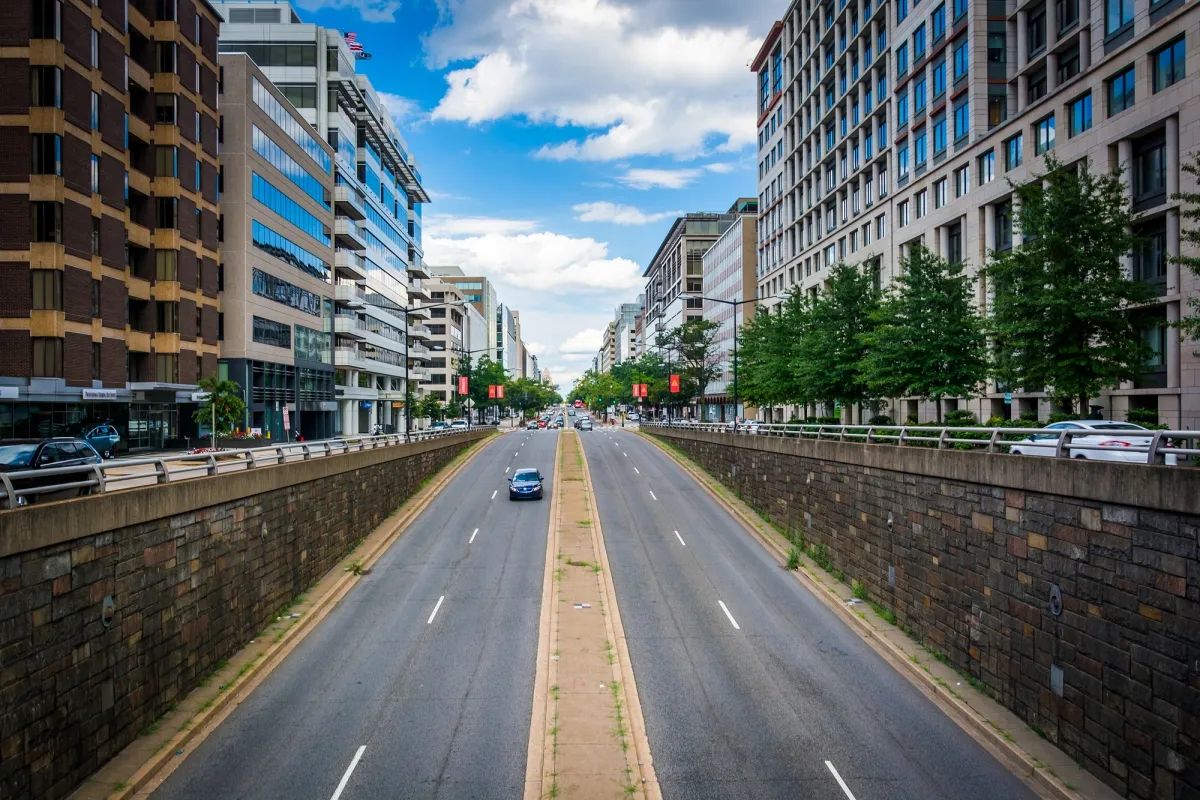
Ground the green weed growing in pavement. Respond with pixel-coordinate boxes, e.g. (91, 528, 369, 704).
(786, 547, 801, 570)
(347, 560, 365, 576)
(852, 582, 869, 601)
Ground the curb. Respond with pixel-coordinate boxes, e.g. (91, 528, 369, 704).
(636, 431, 1082, 800)
(120, 432, 500, 799)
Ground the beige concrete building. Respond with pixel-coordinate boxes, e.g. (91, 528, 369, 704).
(422, 278, 466, 403)
(754, 0, 1200, 427)
(218, 53, 338, 439)
(598, 321, 617, 373)
(702, 200, 760, 421)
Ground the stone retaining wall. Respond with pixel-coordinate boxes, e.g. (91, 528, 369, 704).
(0, 432, 489, 800)
(646, 427, 1199, 800)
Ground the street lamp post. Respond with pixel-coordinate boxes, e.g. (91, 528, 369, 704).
(695, 296, 760, 427)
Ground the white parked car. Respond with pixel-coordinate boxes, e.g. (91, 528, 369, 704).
(724, 419, 762, 434)
(627, 413, 640, 421)
(449, 420, 469, 430)
(1009, 420, 1176, 465)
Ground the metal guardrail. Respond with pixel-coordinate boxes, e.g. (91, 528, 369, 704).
(0, 429, 478, 510)
(644, 421, 1200, 466)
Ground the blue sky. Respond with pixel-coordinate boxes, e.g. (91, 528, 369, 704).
(295, 0, 777, 392)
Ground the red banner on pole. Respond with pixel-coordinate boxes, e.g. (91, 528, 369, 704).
(488, 385, 497, 399)
(669, 374, 681, 393)
(496, 384, 505, 399)
(639, 383, 648, 398)
(457, 376, 469, 395)
(632, 385, 640, 398)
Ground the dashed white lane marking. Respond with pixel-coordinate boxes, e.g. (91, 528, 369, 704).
(649, 490, 657, 501)
(491, 489, 498, 500)
(623, 452, 628, 457)
(674, 530, 686, 546)
(427, 595, 445, 625)
(718, 600, 740, 630)
(633, 467, 640, 474)
(825, 761, 857, 800)
(329, 746, 366, 800)
(505, 466, 510, 473)
(469, 528, 479, 544)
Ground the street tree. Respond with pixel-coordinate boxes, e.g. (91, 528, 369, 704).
(862, 244, 989, 422)
(793, 262, 879, 417)
(1171, 152, 1200, 344)
(986, 155, 1155, 414)
(192, 374, 246, 439)
(659, 318, 721, 419)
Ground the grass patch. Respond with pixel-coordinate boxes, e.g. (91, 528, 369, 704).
(347, 560, 365, 576)
(851, 582, 868, 601)
(786, 547, 801, 570)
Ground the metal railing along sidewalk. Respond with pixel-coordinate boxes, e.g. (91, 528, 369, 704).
(643, 420, 1199, 466)
(0, 429, 475, 510)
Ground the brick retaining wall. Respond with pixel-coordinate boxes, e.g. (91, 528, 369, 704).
(646, 428, 1199, 800)
(0, 432, 489, 800)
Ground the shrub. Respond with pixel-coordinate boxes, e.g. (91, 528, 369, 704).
(868, 415, 893, 425)
(944, 409, 978, 425)
(1047, 411, 1083, 424)
(786, 547, 801, 570)
(1019, 410, 1040, 422)
(1126, 407, 1160, 426)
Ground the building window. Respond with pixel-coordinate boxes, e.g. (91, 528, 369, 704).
(933, 114, 947, 152)
(916, 190, 928, 218)
(954, 164, 970, 197)
(1029, 67, 1048, 102)
(898, 144, 909, 177)
(898, 0, 909, 23)
(915, 131, 927, 166)
(91, 217, 100, 256)
(155, 301, 178, 333)
(899, 200, 911, 226)
(933, 3, 946, 39)
(953, 100, 969, 140)
(90, 154, 100, 192)
(31, 201, 61, 243)
(155, 354, 178, 383)
(1028, 5, 1047, 54)
(155, 146, 177, 178)
(898, 93, 909, 126)
(979, 150, 996, 184)
(1005, 134, 1023, 170)
(1133, 132, 1168, 210)
(92, 342, 101, 380)
(988, 91, 1006, 128)
(1107, 65, 1135, 116)
(914, 24, 927, 60)
(953, 39, 969, 80)
(156, 42, 175, 73)
(156, 249, 178, 281)
(876, 213, 887, 238)
(155, 93, 176, 123)
(31, 270, 61, 310)
(1153, 38, 1186, 93)
(253, 316, 293, 349)
(954, 0, 968, 18)
(1068, 93, 1092, 137)
(1057, 0, 1079, 33)
(1105, 0, 1133, 35)
(32, 338, 63, 378)
(277, 84, 317, 108)
(947, 221, 963, 264)
(1057, 45, 1081, 84)
(32, 0, 62, 40)
(1035, 115, 1055, 155)
(30, 66, 61, 107)
(155, 197, 176, 228)
(995, 202, 1013, 251)
(988, 32, 1006, 64)
(897, 42, 908, 75)
(90, 91, 99, 131)
(934, 178, 947, 208)
(933, 59, 946, 96)
(1133, 217, 1167, 292)
(31, 134, 61, 175)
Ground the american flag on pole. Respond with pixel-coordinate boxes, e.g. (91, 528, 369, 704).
(344, 32, 363, 53)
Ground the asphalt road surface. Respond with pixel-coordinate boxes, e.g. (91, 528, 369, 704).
(580, 426, 1038, 800)
(152, 428, 558, 800)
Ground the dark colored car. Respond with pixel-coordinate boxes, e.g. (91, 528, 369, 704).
(578, 419, 593, 431)
(83, 424, 120, 458)
(508, 467, 545, 500)
(0, 438, 103, 506)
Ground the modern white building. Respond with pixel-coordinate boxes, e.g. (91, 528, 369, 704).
(614, 299, 644, 365)
(213, 1, 432, 435)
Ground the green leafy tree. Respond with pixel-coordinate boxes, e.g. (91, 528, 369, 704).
(418, 393, 444, 421)
(192, 374, 246, 438)
(659, 318, 722, 418)
(862, 244, 989, 422)
(793, 262, 879, 416)
(1171, 153, 1200, 344)
(986, 155, 1156, 414)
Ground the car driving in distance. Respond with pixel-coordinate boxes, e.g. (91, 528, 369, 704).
(449, 420, 469, 431)
(1008, 420, 1178, 464)
(508, 467, 545, 500)
(578, 418, 593, 431)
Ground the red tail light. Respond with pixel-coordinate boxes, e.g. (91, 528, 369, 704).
(1097, 440, 1131, 447)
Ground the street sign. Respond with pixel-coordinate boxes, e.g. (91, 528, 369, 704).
(282, 406, 291, 430)
(458, 376, 469, 395)
(669, 374, 681, 393)
(1004, 392, 1013, 402)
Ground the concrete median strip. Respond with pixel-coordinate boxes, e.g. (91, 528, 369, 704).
(524, 431, 659, 800)
(636, 431, 1118, 800)
(69, 432, 499, 800)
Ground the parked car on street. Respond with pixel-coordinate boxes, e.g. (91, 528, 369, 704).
(0, 438, 103, 506)
(449, 420, 469, 430)
(508, 467, 545, 500)
(627, 413, 640, 421)
(430, 421, 448, 433)
(1008, 420, 1178, 464)
(83, 424, 120, 458)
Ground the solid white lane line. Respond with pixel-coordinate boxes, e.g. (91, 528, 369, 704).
(718, 600, 740, 630)
(427, 595, 445, 625)
(825, 761, 857, 800)
(469, 528, 479, 544)
(633, 467, 640, 474)
(329, 745, 366, 800)
(491, 489, 498, 500)
(674, 530, 686, 546)
(649, 490, 658, 501)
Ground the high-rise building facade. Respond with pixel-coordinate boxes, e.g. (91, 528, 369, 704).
(702, 199, 759, 421)
(213, 1, 431, 435)
(429, 266, 499, 361)
(0, 0, 223, 450)
(217, 53, 337, 439)
(422, 278, 465, 403)
(614, 299, 643, 365)
(642, 212, 737, 346)
(754, 0, 1200, 427)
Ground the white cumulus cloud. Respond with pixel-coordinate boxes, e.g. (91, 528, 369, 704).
(376, 91, 425, 128)
(558, 328, 605, 354)
(616, 165, 733, 190)
(423, 215, 538, 237)
(573, 202, 681, 226)
(295, 0, 401, 23)
(426, 0, 763, 161)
